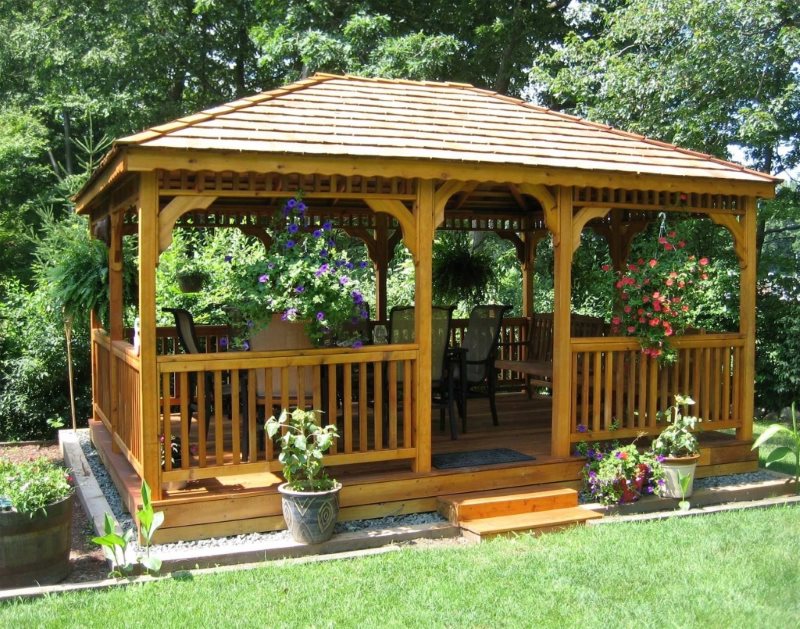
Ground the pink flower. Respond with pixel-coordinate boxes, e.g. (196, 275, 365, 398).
(627, 325, 636, 333)
(623, 305, 632, 313)
(612, 316, 621, 325)
(699, 257, 709, 266)
(649, 259, 658, 268)
(601, 264, 610, 272)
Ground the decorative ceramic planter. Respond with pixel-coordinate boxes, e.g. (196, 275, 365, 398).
(660, 454, 700, 498)
(0, 493, 74, 587)
(278, 482, 341, 544)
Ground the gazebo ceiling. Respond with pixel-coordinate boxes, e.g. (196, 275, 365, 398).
(120, 73, 775, 185)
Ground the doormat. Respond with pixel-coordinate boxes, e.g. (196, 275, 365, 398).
(431, 448, 535, 469)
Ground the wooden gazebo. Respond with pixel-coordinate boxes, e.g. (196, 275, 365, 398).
(75, 74, 778, 542)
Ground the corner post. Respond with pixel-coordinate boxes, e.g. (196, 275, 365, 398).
(413, 179, 434, 473)
(138, 172, 162, 498)
(551, 186, 574, 458)
(108, 209, 124, 452)
(738, 197, 757, 441)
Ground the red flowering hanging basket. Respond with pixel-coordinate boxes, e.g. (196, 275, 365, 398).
(604, 223, 712, 363)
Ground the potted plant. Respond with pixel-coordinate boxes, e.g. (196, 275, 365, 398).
(176, 258, 209, 293)
(577, 441, 664, 505)
(222, 196, 370, 347)
(604, 222, 712, 363)
(266, 408, 341, 544)
(0, 457, 74, 587)
(650, 394, 702, 498)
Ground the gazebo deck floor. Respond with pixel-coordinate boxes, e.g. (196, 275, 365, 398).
(89, 392, 758, 544)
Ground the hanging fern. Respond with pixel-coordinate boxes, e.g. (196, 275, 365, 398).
(431, 232, 496, 308)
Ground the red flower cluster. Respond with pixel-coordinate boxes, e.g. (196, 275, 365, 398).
(605, 229, 711, 362)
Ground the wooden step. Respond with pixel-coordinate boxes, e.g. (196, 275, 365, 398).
(438, 487, 578, 523)
(460, 507, 603, 541)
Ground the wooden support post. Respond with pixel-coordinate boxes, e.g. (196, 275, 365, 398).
(551, 186, 574, 458)
(108, 210, 124, 452)
(413, 179, 434, 473)
(521, 231, 545, 319)
(609, 209, 626, 273)
(374, 214, 390, 322)
(138, 172, 162, 499)
(737, 198, 757, 441)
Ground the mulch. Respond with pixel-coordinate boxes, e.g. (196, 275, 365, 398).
(0, 442, 109, 585)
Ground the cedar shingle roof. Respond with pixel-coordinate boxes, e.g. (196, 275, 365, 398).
(119, 73, 775, 184)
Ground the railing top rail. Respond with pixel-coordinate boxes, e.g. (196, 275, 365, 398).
(570, 332, 744, 351)
(157, 343, 420, 372)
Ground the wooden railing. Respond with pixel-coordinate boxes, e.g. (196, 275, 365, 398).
(570, 333, 745, 441)
(112, 341, 143, 474)
(450, 316, 529, 385)
(155, 325, 230, 355)
(91, 329, 112, 428)
(157, 345, 419, 483)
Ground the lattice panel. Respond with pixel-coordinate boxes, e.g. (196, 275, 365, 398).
(574, 187, 744, 214)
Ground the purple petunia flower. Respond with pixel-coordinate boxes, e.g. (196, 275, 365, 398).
(242, 340, 250, 351)
(297, 202, 307, 213)
(316, 311, 325, 321)
(219, 337, 228, 348)
(288, 223, 299, 234)
(352, 339, 363, 349)
(351, 290, 363, 304)
(285, 240, 295, 249)
(287, 198, 297, 209)
(295, 285, 305, 293)
(282, 307, 298, 321)
(319, 249, 328, 258)
(258, 274, 269, 283)
(327, 239, 336, 248)
(315, 263, 329, 277)
(656, 455, 665, 462)
(313, 229, 322, 238)
(577, 424, 588, 433)
(345, 262, 354, 270)
(335, 259, 345, 267)
(339, 276, 350, 286)
(359, 261, 368, 268)
(247, 320, 254, 328)
(323, 221, 332, 231)
(268, 262, 275, 269)
(224, 255, 233, 263)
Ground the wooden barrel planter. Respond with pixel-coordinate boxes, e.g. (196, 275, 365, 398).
(0, 493, 74, 588)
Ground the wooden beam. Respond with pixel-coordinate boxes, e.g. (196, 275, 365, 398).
(158, 195, 217, 254)
(364, 199, 417, 260)
(138, 172, 162, 500)
(413, 179, 435, 473)
(551, 186, 574, 458)
(518, 183, 559, 246)
(124, 147, 778, 199)
(74, 150, 128, 214)
(709, 212, 746, 269)
(572, 206, 611, 256)
(237, 226, 272, 251)
(433, 180, 477, 228)
(737, 198, 757, 441)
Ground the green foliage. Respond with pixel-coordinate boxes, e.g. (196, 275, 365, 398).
(93, 480, 165, 577)
(0, 456, 73, 515)
(651, 394, 702, 458)
(432, 233, 496, 310)
(0, 278, 91, 440)
(137, 480, 165, 574)
(752, 402, 800, 485)
(92, 512, 135, 578)
(266, 408, 339, 492)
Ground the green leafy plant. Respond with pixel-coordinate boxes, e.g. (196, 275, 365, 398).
(0, 457, 73, 515)
(93, 480, 165, 577)
(752, 402, 800, 486)
(266, 408, 340, 491)
(605, 222, 712, 363)
(651, 394, 701, 458)
(92, 512, 135, 578)
(137, 480, 165, 574)
(678, 471, 692, 511)
(432, 232, 496, 309)
(576, 441, 664, 505)
(222, 196, 370, 346)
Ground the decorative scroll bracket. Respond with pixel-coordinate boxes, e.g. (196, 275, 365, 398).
(434, 180, 478, 228)
(572, 206, 611, 257)
(364, 199, 417, 260)
(517, 183, 558, 245)
(158, 195, 218, 254)
(709, 212, 747, 269)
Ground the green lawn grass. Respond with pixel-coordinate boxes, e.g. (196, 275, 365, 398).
(2, 505, 799, 628)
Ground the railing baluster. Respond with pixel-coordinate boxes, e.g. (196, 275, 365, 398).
(197, 372, 207, 467)
(388, 362, 398, 449)
(373, 362, 383, 450)
(214, 371, 224, 464)
(403, 360, 412, 447)
(359, 362, 368, 451)
(179, 372, 189, 468)
(231, 369, 241, 464)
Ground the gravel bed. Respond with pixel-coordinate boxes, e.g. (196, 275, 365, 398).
(76, 430, 444, 554)
(693, 469, 781, 489)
